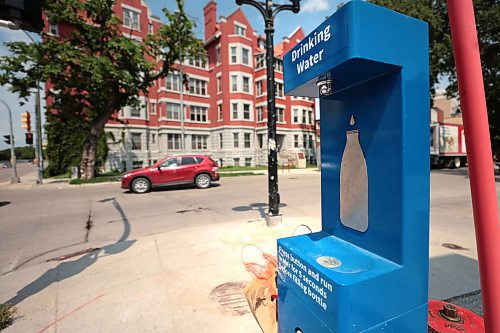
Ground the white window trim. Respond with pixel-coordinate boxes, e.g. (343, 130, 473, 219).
(122, 7, 141, 31)
(216, 73, 222, 94)
(276, 103, 286, 124)
(217, 100, 223, 122)
(230, 99, 254, 122)
(255, 79, 265, 97)
(228, 43, 253, 67)
(229, 71, 254, 95)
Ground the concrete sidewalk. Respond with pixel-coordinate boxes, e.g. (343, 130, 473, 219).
(0, 217, 321, 333)
(0, 214, 484, 332)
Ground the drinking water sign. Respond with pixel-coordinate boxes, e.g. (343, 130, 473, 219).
(292, 24, 331, 74)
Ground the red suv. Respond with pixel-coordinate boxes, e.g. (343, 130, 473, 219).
(121, 155, 219, 193)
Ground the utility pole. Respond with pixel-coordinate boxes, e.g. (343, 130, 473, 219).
(0, 99, 20, 183)
(22, 30, 44, 184)
(235, 0, 301, 226)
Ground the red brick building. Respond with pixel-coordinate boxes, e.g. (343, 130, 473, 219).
(44, 0, 316, 171)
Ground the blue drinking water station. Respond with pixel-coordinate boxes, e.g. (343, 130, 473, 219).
(278, 1, 429, 332)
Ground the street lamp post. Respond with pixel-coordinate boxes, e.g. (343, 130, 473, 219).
(0, 99, 20, 183)
(235, 0, 300, 225)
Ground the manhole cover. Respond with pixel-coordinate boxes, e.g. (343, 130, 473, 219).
(442, 243, 469, 251)
(209, 282, 250, 316)
(317, 256, 341, 268)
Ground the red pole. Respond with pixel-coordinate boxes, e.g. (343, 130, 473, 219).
(447, 1, 500, 331)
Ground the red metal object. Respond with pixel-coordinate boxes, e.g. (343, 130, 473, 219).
(447, 1, 500, 332)
(428, 300, 484, 333)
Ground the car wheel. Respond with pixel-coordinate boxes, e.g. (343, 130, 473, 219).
(195, 173, 212, 189)
(131, 177, 151, 193)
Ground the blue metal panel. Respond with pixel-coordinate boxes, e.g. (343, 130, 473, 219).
(279, 0, 429, 332)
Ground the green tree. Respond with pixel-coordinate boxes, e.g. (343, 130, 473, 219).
(0, 0, 203, 179)
(370, 0, 499, 147)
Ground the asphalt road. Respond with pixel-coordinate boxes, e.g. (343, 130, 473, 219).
(0, 168, 493, 306)
(0, 163, 37, 183)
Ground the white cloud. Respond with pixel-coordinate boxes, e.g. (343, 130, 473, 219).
(301, 0, 331, 13)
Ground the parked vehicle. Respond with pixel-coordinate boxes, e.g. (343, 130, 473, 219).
(121, 155, 219, 193)
(430, 122, 467, 168)
(2, 161, 11, 168)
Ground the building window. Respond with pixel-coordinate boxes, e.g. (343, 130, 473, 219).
(276, 83, 284, 98)
(148, 23, 153, 34)
(303, 134, 308, 148)
(242, 48, 249, 65)
(309, 135, 314, 148)
(276, 107, 284, 123)
(166, 103, 180, 120)
(151, 102, 156, 115)
(235, 24, 246, 36)
(233, 133, 239, 148)
(166, 74, 180, 91)
(243, 104, 251, 120)
(130, 105, 141, 118)
(244, 133, 251, 148)
(188, 56, 207, 69)
(230, 47, 237, 63)
(245, 157, 252, 166)
(167, 134, 181, 150)
(243, 77, 250, 93)
(190, 105, 208, 122)
(293, 109, 299, 123)
(233, 157, 240, 167)
(274, 58, 283, 72)
(294, 135, 299, 148)
(255, 54, 265, 70)
(231, 75, 238, 92)
(256, 81, 263, 96)
(123, 8, 140, 30)
(191, 135, 208, 150)
(232, 103, 238, 119)
(257, 106, 264, 122)
(133, 160, 143, 169)
(48, 22, 58, 36)
(217, 76, 222, 93)
(131, 133, 141, 150)
(308, 110, 313, 124)
(189, 78, 207, 96)
(218, 104, 223, 121)
(219, 133, 223, 149)
(151, 133, 156, 144)
(258, 134, 264, 148)
(302, 110, 307, 123)
(216, 44, 221, 64)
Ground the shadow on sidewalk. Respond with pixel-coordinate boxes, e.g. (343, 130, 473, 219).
(232, 202, 287, 219)
(429, 253, 480, 304)
(7, 197, 135, 306)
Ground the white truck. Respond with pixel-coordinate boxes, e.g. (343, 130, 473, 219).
(430, 122, 467, 168)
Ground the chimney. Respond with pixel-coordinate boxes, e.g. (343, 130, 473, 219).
(204, 1, 217, 41)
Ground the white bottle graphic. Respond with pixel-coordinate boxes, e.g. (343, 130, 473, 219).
(340, 116, 368, 232)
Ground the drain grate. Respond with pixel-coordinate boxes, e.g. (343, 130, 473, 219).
(209, 282, 250, 316)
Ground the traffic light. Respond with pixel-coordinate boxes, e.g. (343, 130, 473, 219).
(3, 135, 11, 145)
(25, 132, 33, 145)
(21, 112, 31, 132)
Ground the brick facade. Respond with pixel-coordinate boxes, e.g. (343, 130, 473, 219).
(44, 0, 317, 171)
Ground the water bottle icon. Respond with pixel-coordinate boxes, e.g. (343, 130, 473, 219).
(340, 116, 368, 232)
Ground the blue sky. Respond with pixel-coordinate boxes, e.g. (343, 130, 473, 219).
(0, 0, 340, 149)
